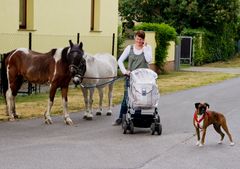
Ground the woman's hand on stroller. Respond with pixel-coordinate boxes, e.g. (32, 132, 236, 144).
(124, 70, 131, 77)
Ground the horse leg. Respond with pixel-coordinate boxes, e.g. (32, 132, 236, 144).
(12, 96, 18, 118)
(106, 83, 114, 116)
(44, 85, 57, 124)
(6, 88, 15, 121)
(12, 76, 23, 118)
(81, 87, 90, 119)
(61, 87, 73, 125)
(6, 71, 20, 121)
(3, 94, 8, 116)
(96, 87, 103, 116)
(86, 88, 94, 120)
(6, 89, 18, 120)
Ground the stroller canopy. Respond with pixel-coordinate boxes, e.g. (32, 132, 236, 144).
(130, 68, 158, 84)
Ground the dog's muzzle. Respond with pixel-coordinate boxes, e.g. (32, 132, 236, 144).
(199, 107, 207, 115)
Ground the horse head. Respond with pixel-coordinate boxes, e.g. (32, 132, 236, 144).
(67, 40, 86, 82)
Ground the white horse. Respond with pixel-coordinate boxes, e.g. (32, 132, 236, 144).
(73, 53, 118, 120)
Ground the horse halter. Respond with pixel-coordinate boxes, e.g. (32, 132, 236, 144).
(68, 41, 86, 76)
(69, 58, 86, 77)
(68, 55, 86, 78)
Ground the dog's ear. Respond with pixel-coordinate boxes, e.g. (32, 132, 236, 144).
(205, 103, 210, 108)
(195, 103, 200, 109)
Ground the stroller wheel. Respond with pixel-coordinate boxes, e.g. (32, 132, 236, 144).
(157, 123, 162, 135)
(129, 121, 134, 134)
(151, 123, 155, 135)
(122, 114, 128, 134)
(122, 114, 127, 129)
(155, 114, 160, 123)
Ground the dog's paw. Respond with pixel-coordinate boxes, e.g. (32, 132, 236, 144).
(199, 143, 204, 147)
(196, 141, 200, 146)
(218, 140, 223, 144)
(230, 142, 235, 146)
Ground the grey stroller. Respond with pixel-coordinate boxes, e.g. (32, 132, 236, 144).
(122, 68, 162, 135)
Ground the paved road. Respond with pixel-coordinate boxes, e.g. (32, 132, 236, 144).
(0, 76, 240, 169)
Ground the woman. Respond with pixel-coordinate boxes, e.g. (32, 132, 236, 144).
(113, 30, 153, 125)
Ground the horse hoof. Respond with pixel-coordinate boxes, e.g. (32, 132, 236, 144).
(83, 115, 93, 120)
(65, 118, 73, 125)
(45, 118, 53, 125)
(106, 112, 112, 116)
(14, 114, 20, 119)
(96, 112, 102, 116)
(86, 116, 93, 120)
(8, 118, 15, 122)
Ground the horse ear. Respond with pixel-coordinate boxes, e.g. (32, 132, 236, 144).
(69, 40, 74, 47)
(79, 42, 83, 49)
(195, 103, 200, 109)
(205, 103, 210, 108)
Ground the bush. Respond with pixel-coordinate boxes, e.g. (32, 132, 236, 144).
(117, 25, 126, 58)
(182, 25, 237, 65)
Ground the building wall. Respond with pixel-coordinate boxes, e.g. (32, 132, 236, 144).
(0, 0, 118, 55)
(0, 0, 18, 33)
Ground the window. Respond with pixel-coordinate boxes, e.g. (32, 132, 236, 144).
(19, 0, 26, 29)
(90, 0, 100, 31)
(19, 0, 34, 30)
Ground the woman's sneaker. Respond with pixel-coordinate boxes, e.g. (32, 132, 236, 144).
(112, 118, 122, 126)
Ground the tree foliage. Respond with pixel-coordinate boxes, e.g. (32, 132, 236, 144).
(119, 0, 240, 34)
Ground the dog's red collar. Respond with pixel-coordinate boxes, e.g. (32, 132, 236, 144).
(194, 111, 210, 129)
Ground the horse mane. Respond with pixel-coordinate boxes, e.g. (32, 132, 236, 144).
(61, 47, 70, 62)
(50, 48, 57, 56)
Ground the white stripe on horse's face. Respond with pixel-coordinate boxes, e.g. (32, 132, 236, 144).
(67, 48, 71, 55)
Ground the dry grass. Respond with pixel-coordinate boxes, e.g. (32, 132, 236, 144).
(158, 71, 239, 94)
(203, 54, 240, 68)
(0, 71, 239, 121)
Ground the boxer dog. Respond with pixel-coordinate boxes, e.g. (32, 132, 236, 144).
(193, 102, 234, 147)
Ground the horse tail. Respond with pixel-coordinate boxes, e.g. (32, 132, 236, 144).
(1, 52, 11, 97)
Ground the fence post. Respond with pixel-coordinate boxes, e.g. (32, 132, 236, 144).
(28, 32, 33, 95)
(29, 32, 32, 50)
(77, 33, 80, 44)
(112, 33, 115, 56)
(174, 45, 181, 71)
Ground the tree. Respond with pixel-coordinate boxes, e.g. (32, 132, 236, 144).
(119, 0, 240, 34)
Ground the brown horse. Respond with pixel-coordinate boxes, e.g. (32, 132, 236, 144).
(1, 40, 86, 125)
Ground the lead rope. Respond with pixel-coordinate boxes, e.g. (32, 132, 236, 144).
(75, 75, 126, 89)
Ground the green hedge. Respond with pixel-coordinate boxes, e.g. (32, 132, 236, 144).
(134, 23, 177, 71)
(182, 25, 236, 66)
